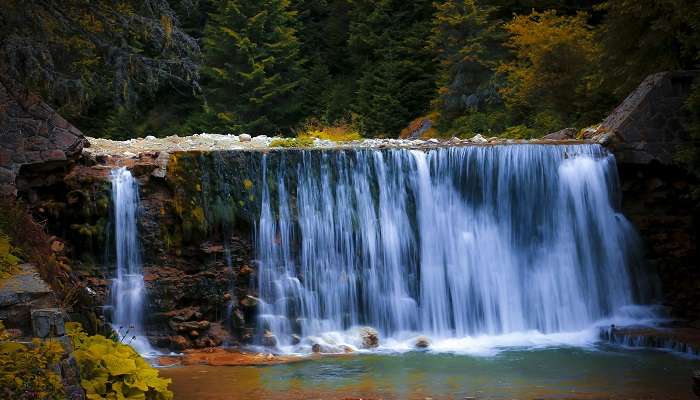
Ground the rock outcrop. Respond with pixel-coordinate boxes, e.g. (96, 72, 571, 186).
(598, 71, 700, 325)
(0, 77, 87, 196)
(599, 71, 697, 164)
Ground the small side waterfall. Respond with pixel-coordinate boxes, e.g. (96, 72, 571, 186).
(110, 167, 153, 354)
(255, 144, 658, 352)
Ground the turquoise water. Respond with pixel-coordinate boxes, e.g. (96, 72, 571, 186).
(162, 346, 699, 399)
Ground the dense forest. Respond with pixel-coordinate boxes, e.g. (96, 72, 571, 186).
(1, 0, 699, 147)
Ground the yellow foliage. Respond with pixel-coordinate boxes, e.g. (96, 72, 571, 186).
(296, 120, 362, 142)
(0, 233, 20, 279)
(498, 10, 600, 112)
(66, 322, 173, 400)
(191, 207, 206, 225)
(0, 321, 65, 399)
(269, 137, 315, 148)
(243, 179, 254, 190)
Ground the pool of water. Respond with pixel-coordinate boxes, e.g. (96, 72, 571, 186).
(161, 346, 699, 399)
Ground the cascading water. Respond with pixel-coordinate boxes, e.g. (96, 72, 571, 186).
(255, 144, 659, 353)
(110, 167, 154, 354)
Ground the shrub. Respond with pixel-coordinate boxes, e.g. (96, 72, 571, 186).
(0, 233, 20, 279)
(500, 125, 538, 140)
(0, 198, 66, 286)
(269, 137, 315, 148)
(66, 322, 173, 400)
(0, 321, 65, 399)
(295, 119, 362, 142)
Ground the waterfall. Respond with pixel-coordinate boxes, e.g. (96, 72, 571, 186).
(110, 167, 154, 354)
(255, 144, 658, 352)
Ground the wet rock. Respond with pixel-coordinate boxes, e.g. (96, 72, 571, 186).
(291, 334, 301, 345)
(693, 370, 700, 398)
(543, 127, 577, 140)
(358, 326, 379, 349)
(167, 307, 203, 322)
(241, 295, 260, 309)
(262, 330, 277, 347)
(169, 335, 191, 351)
(470, 134, 487, 144)
(239, 134, 252, 142)
(169, 319, 210, 333)
(312, 343, 321, 353)
(414, 336, 430, 349)
(203, 323, 231, 347)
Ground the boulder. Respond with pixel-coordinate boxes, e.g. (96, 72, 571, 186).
(169, 335, 191, 351)
(262, 330, 277, 347)
(358, 326, 379, 349)
(240, 295, 260, 309)
(543, 128, 577, 140)
(168, 319, 210, 334)
(291, 334, 301, 345)
(239, 134, 252, 142)
(414, 336, 430, 349)
(166, 307, 203, 322)
(31, 308, 66, 338)
(470, 134, 488, 144)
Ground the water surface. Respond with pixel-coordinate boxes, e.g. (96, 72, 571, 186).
(161, 347, 699, 399)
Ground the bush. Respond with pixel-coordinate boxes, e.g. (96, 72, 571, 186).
(0, 198, 66, 286)
(0, 321, 65, 399)
(269, 137, 315, 148)
(0, 233, 20, 279)
(500, 124, 538, 140)
(295, 119, 363, 142)
(66, 322, 173, 400)
(449, 111, 508, 138)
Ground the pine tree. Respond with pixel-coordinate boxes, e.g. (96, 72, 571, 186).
(354, 49, 409, 135)
(199, 0, 306, 135)
(348, 0, 435, 136)
(429, 0, 502, 123)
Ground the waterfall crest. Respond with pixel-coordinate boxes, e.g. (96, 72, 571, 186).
(256, 144, 658, 351)
(110, 167, 154, 354)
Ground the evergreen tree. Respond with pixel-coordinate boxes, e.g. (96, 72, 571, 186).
(429, 0, 503, 124)
(354, 49, 410, 135)
(598, 0, 700, 98)
(348, 0, 435, 136)
(292, 0, 354, 124)
(198, 0, 306, 135)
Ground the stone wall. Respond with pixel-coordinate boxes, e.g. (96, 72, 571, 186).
(603, 70, 700, 323)
(0, 77, 87, 196)
(601, 71, 697, 164)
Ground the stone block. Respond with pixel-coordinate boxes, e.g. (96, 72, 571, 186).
(31, 308, 66, 338)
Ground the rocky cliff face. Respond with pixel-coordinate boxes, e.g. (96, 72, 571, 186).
(605, 71, 699, 324)
(0, 77, 87, 197)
